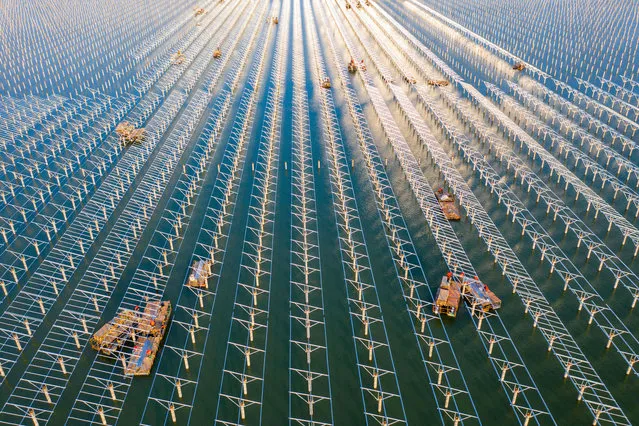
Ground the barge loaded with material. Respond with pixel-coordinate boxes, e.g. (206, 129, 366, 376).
(434, 272, 501, 318)
(91, 300, 172, 376)
(187, 259, 212, 288)
(435, 188, 461, 220)
(433, 273, 462, 317)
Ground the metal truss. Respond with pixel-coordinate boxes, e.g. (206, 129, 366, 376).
(334, 4, 555, 423)
(215, 2, 286, 424)
(524, 83, 637, 161)
(437, 89, 639, 377)
(503, 81, 639, 185)
(314, 3, 481, 425)
(140, 5, 274, 423)
(65, 2, 260, 424)
(552, 79, 638, 138)
(476, 84, 639, 258)
(314, 2, 410, 424)
(0, 0, 244, 422)
(0, 0, 226, 316)
(575, 79, 638, 129)
(352, 5, 633, 424)
(486, 84, 639, 224)
(368, 2, 639, 312)
(289, 3, 334, 425)
(402, 0, 551, 86)
(404, 0, 637, 142)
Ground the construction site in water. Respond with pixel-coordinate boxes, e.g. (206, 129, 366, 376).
(0, 0, 638, 425)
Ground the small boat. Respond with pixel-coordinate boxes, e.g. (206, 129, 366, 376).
(427, 79, 449, 87)
(435, 188, 461, 220)
(433, 273, 462, 317)
(512, 62, 525, 71)
(348, 58, 357, 73)
(321, 77, 331, 89)
(116, 122, 145, 146)
(188, 259, 212, 288)
(459, 273, 501, 311)
(403, 74, 416, 84)
(171, 50, 186, 65)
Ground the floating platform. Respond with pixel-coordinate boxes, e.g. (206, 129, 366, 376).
(403, 74, 416, 84)
(435, 188, 461, 220)
(458, 274, 501, 311)
(116, 122, 145, 146)
(171, 51, 186, 65)
(427, 79, 449, 87)
(188, 259, 212, 288)
(124, 335, 163, 376)
(124, 300, 171, 376)
(90, 310, 137, 355)
(92, 300, 171, 376)
(433, 274, 461, 317)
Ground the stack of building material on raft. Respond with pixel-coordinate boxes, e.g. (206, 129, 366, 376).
(187, 259, 212, 288)
(435, 188, 461, 220)
(116, 122, 145, 146)
(124, 301, 172, 375)
(433, 274, 461, 317)
(90, 310, 137, 355)
(91, 300, 171, 376)
(458, 273, 501, 311)
(428, 79, 449, 87)
(512, 62, 525, 71)
(171, 50, 186, 65)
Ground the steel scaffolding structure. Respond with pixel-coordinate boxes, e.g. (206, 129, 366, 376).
(289, 3, 333, 424)
(351, 4, 633, 423)
(486, 85, 639, 224)
(316, 3, 411, 425)
(0, 94, 66, 140)
(401, 0, 551, 85)
(0, 94, 126, 301)
(140, 4, 274, 423)
(313, 3, 481, 424)
(523, 83, 638, 161)
(358, 0, 639, 377)
(0, 0, 224, 303)
(370, 0, 639, 302)
(575, 78, 638, 142)
(0, 0, 226, 368)
(503, 81, 639, 185)
(437, 89, 639, 376)
(405, 0, 637, 142)
(0, 1, 242, 422)
(474, 84, 639, 259)
(554, 79, 639, 138)
(331, 3, 555, 423)
(65, 2, 258, 424)
(215, 2, 285, 423)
